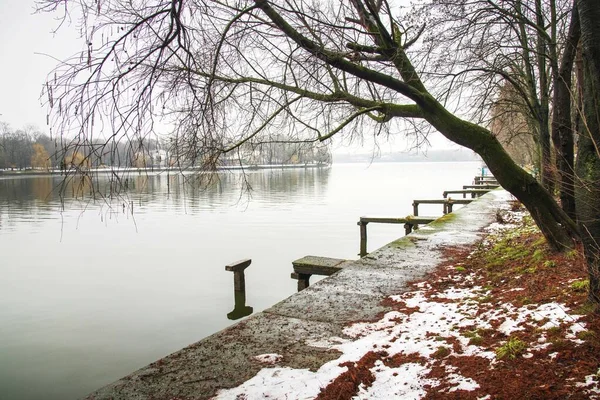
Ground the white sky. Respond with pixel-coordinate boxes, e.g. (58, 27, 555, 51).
(0, 0, 457, 152)
(0, 1, 81, 132)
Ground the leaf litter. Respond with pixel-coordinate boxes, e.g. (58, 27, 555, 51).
(214, 203, 600, 399)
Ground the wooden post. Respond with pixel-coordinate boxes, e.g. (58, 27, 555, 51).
(474, 176, 497, 185)
(447, 202, 454, 213)
(463, 184, 499, 190)
(443, 202, 448, 214)
(227, 290, 253, 320)
(225, 259, 253, 320)
(445, 189, 491, 198)
(297, 273, 311, 291)
(404, 222, 413, 235)
(290, 272, 311, 291)
(291, 256, 349, 291)
(413, 201, 419, 216)
(225, 259, 252, 292)
(358, 220, 368, 257)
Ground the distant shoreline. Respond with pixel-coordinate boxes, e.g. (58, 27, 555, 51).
(0, 163, 331, 178)
(0, 159, 483, 179)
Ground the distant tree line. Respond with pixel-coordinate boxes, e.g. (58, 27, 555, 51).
(0, 123, 55, 170)
(237, 135, 332, 166)
(0, 123, 331, 171)
(0, 122, 157, 170)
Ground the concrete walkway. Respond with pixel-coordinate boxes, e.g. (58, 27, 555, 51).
(85, 190, 510, 399)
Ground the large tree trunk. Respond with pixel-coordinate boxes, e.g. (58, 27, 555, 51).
(419, 95, 579, 252)
(254, 0, 580, 253)
(575, 0, 600, 304)
(551, 3, 580, 221)
(535, 0, 554, 193)
(538, 111, 554, 191)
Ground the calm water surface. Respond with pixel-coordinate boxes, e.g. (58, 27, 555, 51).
(0, 162, 480, 399)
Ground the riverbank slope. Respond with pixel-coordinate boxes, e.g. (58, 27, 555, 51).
(85, 190, 599, 399)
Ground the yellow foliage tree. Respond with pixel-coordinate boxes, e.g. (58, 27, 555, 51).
(133, 152, 148, 168)
(30, 143, 51, 171)
(64, 151, 90, 169)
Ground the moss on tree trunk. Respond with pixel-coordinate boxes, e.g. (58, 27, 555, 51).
(575, 0, 600, 304)
(418, 94, 578, 252)
(551, 4, 579, 221)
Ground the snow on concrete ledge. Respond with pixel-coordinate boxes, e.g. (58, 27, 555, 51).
(84, 189, 510, 400)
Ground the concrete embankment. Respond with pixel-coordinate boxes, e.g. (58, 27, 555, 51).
(86, 189, 510, 399)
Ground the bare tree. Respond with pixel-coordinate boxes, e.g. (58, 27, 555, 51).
(490, 83, 538, 167)
(39, 1, 587, 272)
(414, 0, 580, 203)
(551, 1, 580, 220)
(0, 126, 34, 169)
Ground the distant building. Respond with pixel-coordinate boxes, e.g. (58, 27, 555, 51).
(150, 149, 168, 168)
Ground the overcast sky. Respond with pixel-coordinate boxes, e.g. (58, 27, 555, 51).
(0, 1, 82, 131)
(0, 0, 458, 153)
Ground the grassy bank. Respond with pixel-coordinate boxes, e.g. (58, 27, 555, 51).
(312, 201, 599, 399)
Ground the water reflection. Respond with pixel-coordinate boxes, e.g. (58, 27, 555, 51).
(30, 177, 53, 203)
(225, 259, 254, 321)
(227, 290, 253, 320)
(0, 162, 481, 400)
(0, 167, 332, 221)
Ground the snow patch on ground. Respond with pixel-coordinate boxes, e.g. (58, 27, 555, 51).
(305, 337, 349, 349)
(253, 353, 283, 364)
(479, 302, 581, 336)
(213, 365, 345, 399)
(215, 283, 493, 399)
(214, 201, 593, 400)
(353, 361, 436, 399)
(215, 276, 590, 400)
(576, 369, 600, 398)
(447, 373, 480, 391)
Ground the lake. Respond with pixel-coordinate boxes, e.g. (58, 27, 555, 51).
(0, 161, 481, 399)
